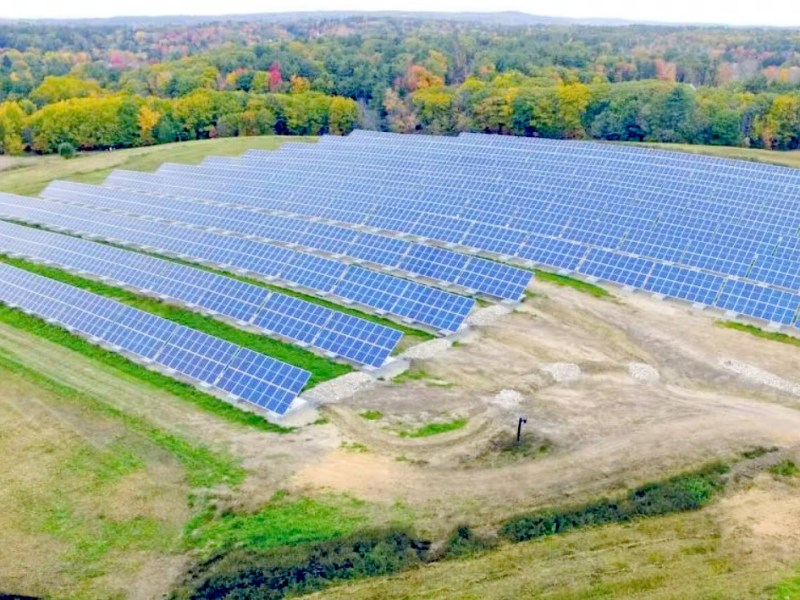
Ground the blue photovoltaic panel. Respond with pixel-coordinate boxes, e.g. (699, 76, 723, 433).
(578, 249, 654, 289)
(0, 192, 473, 334)
(748, 255, 800, 292)
(0, 262, 310, 414)
(43, 180, 531, 302)
(39, 130, 800, 329)
(314, 311, 403, 368)
(216, 348, 310, 414)
(0, 219, 401, 367)
(714, 280, 800, 325)
(156, 326, 239, 382)
(643, 264, 724, 306)
(517, 236, 588, 271)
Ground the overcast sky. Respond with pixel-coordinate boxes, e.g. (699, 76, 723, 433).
(1, 0, 798, 27)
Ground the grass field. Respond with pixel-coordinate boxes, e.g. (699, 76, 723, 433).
(310, 506, 794, 600)
(0, 352, 241, 598)
(0, 136, 313, 196)
(634, 142, 800, 169)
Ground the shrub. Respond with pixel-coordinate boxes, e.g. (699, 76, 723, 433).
(442, 525, 497, 558)
(171, 529, 431, 600)
(500, 463, 728, 543)
(58, 141, 76, 159)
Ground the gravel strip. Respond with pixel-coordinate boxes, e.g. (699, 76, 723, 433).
(400, 338, 453, 360)
(627, 362, 660, 383)
(541, 362, 582, 383)
(466, 304, 515, 327)
(719, 358, 800, 396)
(302, 372, 376, 404)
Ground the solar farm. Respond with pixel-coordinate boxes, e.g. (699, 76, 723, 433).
(5, 132, 800, 598)
(1, 131, 799, 420)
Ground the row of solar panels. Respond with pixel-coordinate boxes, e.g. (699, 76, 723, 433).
(97, 132, 800, 329)
(170, 152, 799, 257)
(40, 180, 532, 302)
(0, 193, 475, 334)
(357, 129, 800, 186)
(0, 261, 309, 415)
(0, 219, 402, 367)
(310, 134, 800, 221)
(114, 146, 800, 301)
(235, 140, 800, 237)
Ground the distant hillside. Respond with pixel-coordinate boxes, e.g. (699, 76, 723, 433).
(0, 11, 659, 27)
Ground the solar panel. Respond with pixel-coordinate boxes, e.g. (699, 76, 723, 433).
(0, 193, 474, 334)
(43, 180, 531, 302)
(56, 130, 800, 330)
(0, 219, 402, 367)
(0, 262, 310, 414)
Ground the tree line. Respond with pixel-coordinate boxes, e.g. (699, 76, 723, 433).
(0, 89, 359, 154)
(1, 16, 800, 154)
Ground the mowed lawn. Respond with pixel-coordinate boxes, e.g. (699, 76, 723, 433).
(634, 142, 800, 169)
(0, 135, 315, 196)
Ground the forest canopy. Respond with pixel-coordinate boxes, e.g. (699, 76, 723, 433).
(1, 15, 800, 154)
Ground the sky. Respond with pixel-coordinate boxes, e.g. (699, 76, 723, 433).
(1, 0, 798, 27)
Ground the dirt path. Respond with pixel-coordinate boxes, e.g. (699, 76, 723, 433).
(290, 282, 800, 528)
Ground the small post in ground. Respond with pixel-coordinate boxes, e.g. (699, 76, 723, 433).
(516, 417, 527, 443)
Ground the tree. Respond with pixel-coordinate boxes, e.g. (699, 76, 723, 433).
(328, 96, 359, 135)
(30, 75, 101, 106)
(383, 88, 418, 133)
(138, 104, 161, 145)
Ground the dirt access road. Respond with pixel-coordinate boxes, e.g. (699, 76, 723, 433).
(290, 281, 800, 529)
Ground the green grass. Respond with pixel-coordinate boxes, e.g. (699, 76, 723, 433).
(717, 320, 800, 349)
(773, 569, 800, 600)
(0, 253, 351, 386)
(632, 142, 800, 170)
(399, 417, 468, 438)
(360, 410, 384, 421)
(0, 302, 291, 434)
(769, 460, 799, 478)
(184, 493, 370, 557)
(534, 269, 612, 298)
(0, 350, 245, 488)
(0, 136, 308, 196)
(394, 368, 455, 387)
(342, 441, 370, 453)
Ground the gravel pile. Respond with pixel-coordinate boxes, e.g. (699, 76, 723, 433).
(400, 338, 453, 360)
(541, 362, 582, 383)
(719, 358, 800, 396)
(302, 372, 376, 404)
(627, 362, 660, 383)
(466, 304, 514, 327)
(489, 389, 525, 410)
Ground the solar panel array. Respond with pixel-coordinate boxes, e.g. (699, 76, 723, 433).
(0, 192, 474, 333)
(0, 261, 310, 415)
(103, 131, 800, 329)
(42, 180, 532, 302)
(0, 219, 401, 367)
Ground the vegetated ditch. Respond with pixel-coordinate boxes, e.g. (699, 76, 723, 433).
(169, 447, 784, 600)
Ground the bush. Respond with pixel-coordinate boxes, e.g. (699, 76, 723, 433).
(442, 525, 497, 558)
(58, 141, 76, 159)
(500, 463, 729, 543)
(171, 529, 431, 600)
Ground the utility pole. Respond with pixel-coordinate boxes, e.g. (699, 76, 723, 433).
(516, 417, 527, 443)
